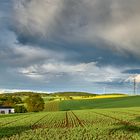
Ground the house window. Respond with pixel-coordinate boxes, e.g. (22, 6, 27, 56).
(1, 110, 5, 114)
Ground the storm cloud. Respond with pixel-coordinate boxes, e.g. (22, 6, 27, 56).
(0, 0, 140, 93)
(13, 0, 140, 55)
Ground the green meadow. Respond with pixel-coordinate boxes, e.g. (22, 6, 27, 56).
(59, 96, 140, 110)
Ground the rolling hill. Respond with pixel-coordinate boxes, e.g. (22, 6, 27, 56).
(52, 92, 97, 96)
(59, 95, 140, 111)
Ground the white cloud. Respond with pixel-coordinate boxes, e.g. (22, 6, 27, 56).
(13, 0, 63, 38)
(135, 75, 140, 83)
(12, 45, 64, 62)
(126, 74, 140, 83)
(0, 88, 50, 93)
(16, 61, 127, 83)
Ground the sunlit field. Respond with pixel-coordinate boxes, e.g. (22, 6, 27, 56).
(1, 107, 140, 140)
(1, 95, 140, 140)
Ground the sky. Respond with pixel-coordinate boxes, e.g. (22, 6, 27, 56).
(0, 0, 140, 94)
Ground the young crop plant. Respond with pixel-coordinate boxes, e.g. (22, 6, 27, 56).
(1, 107, 140, 140)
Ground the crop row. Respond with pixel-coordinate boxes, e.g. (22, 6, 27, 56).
(1, 107, 140, 139)
(45, 101, 59, 111)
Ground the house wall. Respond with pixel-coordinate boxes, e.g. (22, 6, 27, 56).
(11, 109, 15, 113)
(0, 109, 15, 114)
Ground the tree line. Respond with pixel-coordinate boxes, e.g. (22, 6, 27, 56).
(0, 94, 44, 113)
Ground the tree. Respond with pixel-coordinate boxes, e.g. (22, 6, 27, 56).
(0, 96, 15, 107)
(25, 94, 44, 112)
(12, 97, 23, 104)
(14, 105, 27, 113)
(0, 95, 23, 107)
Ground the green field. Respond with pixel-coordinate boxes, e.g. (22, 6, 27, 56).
(1, 95, 140, 140)
(59, 96, 140, 111)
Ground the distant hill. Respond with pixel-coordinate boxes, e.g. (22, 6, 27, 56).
(1, 92, 49, 97)
(0, 91, 97, 97)
(101, 93, 127, 95)
(52, 92, 97, 96)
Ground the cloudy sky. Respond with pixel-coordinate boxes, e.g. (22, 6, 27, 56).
(0, 0, 140, 93)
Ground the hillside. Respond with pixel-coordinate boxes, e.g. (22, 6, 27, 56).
(101, 93, 127, 95)
(0, 92, 49, 97)
(59, 95, 140, 111)
(52, 92, 97, 96)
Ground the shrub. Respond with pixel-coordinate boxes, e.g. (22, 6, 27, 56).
(14, 105, 27, 113)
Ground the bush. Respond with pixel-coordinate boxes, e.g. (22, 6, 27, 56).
(14, 105, 27, 113)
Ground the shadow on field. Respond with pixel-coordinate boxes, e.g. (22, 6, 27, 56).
(0, 125, 31, 138)
(108, 125, 140, 139)
(109, 125, 140, 134)
(134, 116, 140, 122)
(108, 117, 140, 139)
(0, 114, 29, 119)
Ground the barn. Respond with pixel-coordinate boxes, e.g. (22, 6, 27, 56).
(0, 106, 15, 114)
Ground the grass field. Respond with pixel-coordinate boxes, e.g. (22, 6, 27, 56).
(1, 95, 140, 140)
(59, 96, 140, 111)
(1, 107, 140, 139)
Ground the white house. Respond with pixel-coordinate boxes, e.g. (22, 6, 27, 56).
(0, 107, 15, 114)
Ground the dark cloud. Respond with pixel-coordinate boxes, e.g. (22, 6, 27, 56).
(123, 69, 140, 74)
(0, 0, 140, 93)
(11, 0, 140, 65)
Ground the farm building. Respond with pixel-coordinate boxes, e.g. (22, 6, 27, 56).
(0, 106, 15, 114)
